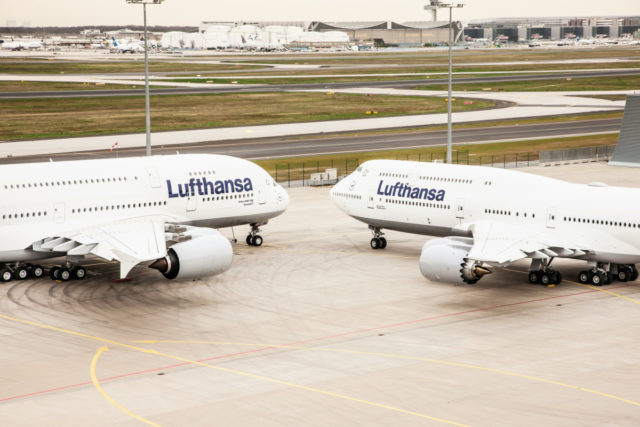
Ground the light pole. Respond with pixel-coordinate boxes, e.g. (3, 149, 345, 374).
(424, 1, 464, 164)
(126, 0, 164, 157)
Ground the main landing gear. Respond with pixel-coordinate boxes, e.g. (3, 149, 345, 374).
(0, 263, 46, 282)
(578, 263, 638, 286)
(369, 225, 387, 250)
(246, 223, 264, 247)
(49, 265, 87, 282)
(0, 262, 86, 283)
(527, 258, 562, 286)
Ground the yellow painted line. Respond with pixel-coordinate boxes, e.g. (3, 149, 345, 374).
(565, 280, 640, 306)
(135, 340, 640, 408)
(0, 313, 464, 426)
(90, 346, 162, 427)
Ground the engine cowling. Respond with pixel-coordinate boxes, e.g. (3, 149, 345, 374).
(150, 228, 232, 280)
(419, 237, 491, 285)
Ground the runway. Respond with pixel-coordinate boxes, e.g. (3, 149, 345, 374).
(1, 163, 638, 426)
(0, 117, 622, 164)
(1, 68, 639, 99)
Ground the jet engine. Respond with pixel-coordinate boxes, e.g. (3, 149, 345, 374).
(419, 237, 491, 285)
(149, 228, 232, 280)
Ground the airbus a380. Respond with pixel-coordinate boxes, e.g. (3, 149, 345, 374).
(0, 154, 289, 282)
(331, 160, 640, 286)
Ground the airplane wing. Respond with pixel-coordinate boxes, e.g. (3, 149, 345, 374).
(454, 221, 586, 266)
(32, 215, 172, 279)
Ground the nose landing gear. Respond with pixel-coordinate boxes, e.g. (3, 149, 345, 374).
(246, 223, 264, 247)
(369, 225, 387, 250)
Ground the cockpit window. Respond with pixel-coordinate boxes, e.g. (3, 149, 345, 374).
(356, 167, 363, 172)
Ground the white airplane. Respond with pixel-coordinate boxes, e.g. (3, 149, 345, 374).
(330, 160, 640, 286)
(0, 154, 289, 282)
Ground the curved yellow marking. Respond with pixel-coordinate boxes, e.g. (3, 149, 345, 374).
(90, 346, 162, 427)
(135, 340, 640, 408)
(0, 314, 464, 426)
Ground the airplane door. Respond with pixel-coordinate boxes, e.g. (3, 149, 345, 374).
(546, 207, 557, 229)
(456, 198, 465, 219)
(53, 203, 65, 223)
(146, 168, 161, 188)
(186, 194, 197, 212)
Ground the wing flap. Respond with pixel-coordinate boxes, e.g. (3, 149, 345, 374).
(32, 216, 170, 278)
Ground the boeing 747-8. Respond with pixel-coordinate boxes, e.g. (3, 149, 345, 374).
(0, 154, 289, 282)
(331, 160, 638, 286)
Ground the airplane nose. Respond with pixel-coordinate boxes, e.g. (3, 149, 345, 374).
(278, 185, 290, 208)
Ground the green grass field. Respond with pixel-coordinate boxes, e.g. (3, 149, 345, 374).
(416, 75, 640, 91)
(0, 92, 495, 141)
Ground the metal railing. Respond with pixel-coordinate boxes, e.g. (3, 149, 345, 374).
(267, 145, 613, 187)
(539, 145, 616, 165)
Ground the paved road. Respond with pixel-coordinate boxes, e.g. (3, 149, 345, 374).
(0, 117, 620, 164)
(1, 69, 638, 99)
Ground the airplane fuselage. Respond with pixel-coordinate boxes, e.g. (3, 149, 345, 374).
(331, 160, 640, 264)
(0, 154, 289, 263)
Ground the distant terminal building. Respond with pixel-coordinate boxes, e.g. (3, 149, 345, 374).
(310, 21, 461, 46)
(465, 16, 640, 42)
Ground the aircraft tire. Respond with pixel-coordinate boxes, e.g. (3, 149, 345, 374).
(15, 266, 29, 280)
(528, 271, 540, 284)
(617, 268, 629, 282)
(30, 265, 45, 279)
(631, 265, 639, 281)
(554, 271, 563, 285)
(591, 272, 604, 286)
(540, 273, 552, 285)
(578, 270, 590, 284)
(59, 268, 71, 281)
(72, 266, 86, 280)
(50, 267, 61, 280)
(370, 238, 380, 249)
(246, 235, 253, 246)
(0, 268, 12, 282)
(251, 235, 263, 247)
(379, 237, 387, 249)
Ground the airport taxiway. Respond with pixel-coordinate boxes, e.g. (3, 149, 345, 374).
(1, 162, 639, 426)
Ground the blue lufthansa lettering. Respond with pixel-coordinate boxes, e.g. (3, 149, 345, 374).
(167, 177, 254, 198)
(376, 180, 446, 201)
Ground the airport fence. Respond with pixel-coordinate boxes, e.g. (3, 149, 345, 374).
(267, 145, 616, 187)
(538, 145, 616, 165)
(268, 150, 542, 187)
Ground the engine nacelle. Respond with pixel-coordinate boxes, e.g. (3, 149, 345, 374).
(419, 237, 491, 285)
(150, 228, 232, 280)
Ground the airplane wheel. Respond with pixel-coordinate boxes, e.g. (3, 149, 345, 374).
(617, 268, 629, 282)
(30, 265, 45, 279)
(72, 266, 86, 280)
(379, 237, 387, 249)
(251, 235, 263, 247)
(246, 235, 253, 246)
(554, 271, 563, 285)
(578, 270, 590, 284)
(528, 271, 540, 284)
(540, 273, 552, 285)
(50, 267, 61, 280)
(0, 268, 12, 282)
(59, 268, 71, 282)
(15, 266, 29, 280)
(591, 272, 604, 286)
(631, 265, 639, 281)
(370, 238, 380, 249)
